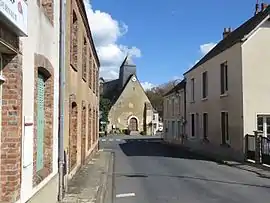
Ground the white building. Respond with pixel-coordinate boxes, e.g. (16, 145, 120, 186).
(163, 80, 186, 142)
(20, 1, 60, 202)
(183, 4, 270, 160)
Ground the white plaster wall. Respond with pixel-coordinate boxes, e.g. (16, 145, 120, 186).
(20, 1, 60, 202)
(163, 88, 185, 141)
(242, 20, 270, 136)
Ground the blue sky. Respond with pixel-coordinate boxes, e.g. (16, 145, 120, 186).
(87, 0, 261, 88)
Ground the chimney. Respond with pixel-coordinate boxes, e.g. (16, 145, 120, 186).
(255, 3, 260, 15)
(223, 27, 232, 39)
(261, 3, 268, 11)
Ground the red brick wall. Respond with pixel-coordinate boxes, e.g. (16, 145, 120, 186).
(33, 54, 54, 186)
(0, 53, 23, 202)
(37, 0, 54, 25)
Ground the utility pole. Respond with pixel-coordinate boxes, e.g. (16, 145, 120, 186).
(58, 0, 66, 201)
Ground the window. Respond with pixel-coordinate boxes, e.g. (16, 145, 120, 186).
(257, 115, 270, 138)
(191, 78, 195, 102)
(221, 112, 229, 144)
(203, 113, 208, 139)
(178, 95, 181, 115)
(178, 121, 181, 137)
(93, 64, 96, 94)
(71, 11, 78, 70)
(191, 114, 195, 137)
(172, 97, 175, 116)
(153, 114, 156, 121)
(37, 73, 45, 171)
(220, 62, 228, 95)
(166, 99, 169, 117)
(172, 121, 175, 139)
(96, 68, 99, 94)
(89, 53, 92, 89)
(202, 71, 208, 98)
(82, 37, 87, 81)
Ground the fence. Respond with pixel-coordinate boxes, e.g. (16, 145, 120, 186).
(245, 132, 270, 165)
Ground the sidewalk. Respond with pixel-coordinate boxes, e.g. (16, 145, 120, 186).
(61, 150, 113, 203)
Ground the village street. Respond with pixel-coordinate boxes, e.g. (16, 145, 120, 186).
(99, 135, 270, 203)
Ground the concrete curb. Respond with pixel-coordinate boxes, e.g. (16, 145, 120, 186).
(95, 151, 114, 203)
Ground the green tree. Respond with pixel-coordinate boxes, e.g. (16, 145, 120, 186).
(99, 96, 111, 123)
(145, 80, 178, 118)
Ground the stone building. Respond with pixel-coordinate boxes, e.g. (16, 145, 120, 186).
(63, 0, 100, 190)
(102, 56, 156, 135)
(163, 80, 186, 143)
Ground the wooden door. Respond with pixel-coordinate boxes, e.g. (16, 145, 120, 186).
(129, 118, 138, 131)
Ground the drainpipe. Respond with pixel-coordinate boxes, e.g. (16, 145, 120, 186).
(58, 0, 66, 201)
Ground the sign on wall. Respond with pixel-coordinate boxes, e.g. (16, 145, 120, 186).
(0, 0, 27, 36)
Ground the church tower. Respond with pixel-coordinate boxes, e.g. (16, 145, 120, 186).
(119, 55, 137, 88)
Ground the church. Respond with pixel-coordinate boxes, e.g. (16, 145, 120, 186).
(100, 56, 158, 135)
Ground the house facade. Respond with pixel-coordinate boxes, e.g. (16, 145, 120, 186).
(63, 0, 100, 190)
(163, 80, 186, 142)
(183, 4, 270, 159)
(20, 1, 60, 202)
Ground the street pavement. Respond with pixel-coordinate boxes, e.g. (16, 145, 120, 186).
(100, 135, 270, 203)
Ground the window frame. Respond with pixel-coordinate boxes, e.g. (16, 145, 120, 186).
(221, 111, 229, 144)
(220, 61, 228, 95)
(191, 113, 195, 137)
(202, 112, 208, 139)
(256, 114, 270, 138)
(202, 71, 208, 99)
(191, 78, 195, 102)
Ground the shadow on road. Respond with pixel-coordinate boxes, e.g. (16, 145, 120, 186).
(118, 138, 270, 180)
(119, 138, 223, 163)
(113, 172, 270, 189)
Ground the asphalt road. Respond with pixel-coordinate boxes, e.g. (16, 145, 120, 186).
(100, 135, 270, 203)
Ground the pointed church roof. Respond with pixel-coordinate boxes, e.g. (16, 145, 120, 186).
(120, 55, 136, 68)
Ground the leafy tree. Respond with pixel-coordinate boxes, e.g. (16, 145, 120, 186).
(99, 96, 111, 123)
(146, 80, 179, 118)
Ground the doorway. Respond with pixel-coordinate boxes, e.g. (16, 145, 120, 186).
(81, 105, 86, 165)
(129, 117, 138, 131)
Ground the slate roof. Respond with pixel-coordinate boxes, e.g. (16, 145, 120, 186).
(184, 6, 270, 75)
(163, 79, 186, 97)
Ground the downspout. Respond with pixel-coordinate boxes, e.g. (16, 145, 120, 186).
(184, 80, 187, 138)
(58, 0, 66, 201)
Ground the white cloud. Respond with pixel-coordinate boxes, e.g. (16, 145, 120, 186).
(84, 1, 141, 79)
(200, 42, 217, 55)
(172, 75, 183, 81)
(141, 82, 156, 90)
(188, 42, 217, 69)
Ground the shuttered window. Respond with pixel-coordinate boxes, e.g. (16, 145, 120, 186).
(37, 73, 45, 171)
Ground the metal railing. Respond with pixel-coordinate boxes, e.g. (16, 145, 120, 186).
(245, 132, 270, 165)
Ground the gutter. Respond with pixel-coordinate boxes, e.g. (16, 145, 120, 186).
(58, 0, 66, 201)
